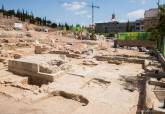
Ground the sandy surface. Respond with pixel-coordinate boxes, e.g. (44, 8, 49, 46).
(0, 29, 150, 114)
(0, 61, 144, 114)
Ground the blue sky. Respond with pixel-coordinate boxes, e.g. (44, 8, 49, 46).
(0, 0, 163, 25)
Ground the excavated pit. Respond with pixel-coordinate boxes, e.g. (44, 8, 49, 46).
(2, 43, 155, 114)
(29, 91, 89, 114)
(32, 96, 84, 114)
(119, 76, 141, 92)
(87, 78, 111, 88)
(81, 78, 111, 90)
(49, 91, 89, 106)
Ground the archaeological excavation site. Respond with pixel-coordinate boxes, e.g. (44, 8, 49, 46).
(0, 29, 165, 114)
(0, 1, 165, 114)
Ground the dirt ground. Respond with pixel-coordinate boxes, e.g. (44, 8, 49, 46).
(0, 28, 160, 114)
(0, 62, 144, 114)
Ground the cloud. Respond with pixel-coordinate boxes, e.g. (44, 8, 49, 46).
(127, 9, 145, 19)
(63, 1, 91, 18)
(129, 0, 149, 4)
(63, 2, 86, 11)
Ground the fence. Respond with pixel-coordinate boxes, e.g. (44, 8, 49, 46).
(116, 32, 151, 41)
(115, 32, 156, 49)
(115, 32, 165, 57)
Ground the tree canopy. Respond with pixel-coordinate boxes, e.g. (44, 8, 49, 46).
(150, 4, 165, 40)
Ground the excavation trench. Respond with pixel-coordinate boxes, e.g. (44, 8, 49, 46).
(50, 91, 89, 106)
(136, 76, 147, 114)
(120, 75, 147, 114)
(33, 91, 89, 107)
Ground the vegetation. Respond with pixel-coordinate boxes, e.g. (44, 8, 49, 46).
(0, 4, 84, 31)
(126, 20, 132, 32)
(149, 4, 165, 41)
(157, 4, 165, 38)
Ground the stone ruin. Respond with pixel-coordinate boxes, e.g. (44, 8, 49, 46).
(35, 44, 51, 54)
(8, 54, 71, 86)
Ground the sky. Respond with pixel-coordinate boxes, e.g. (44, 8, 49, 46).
(0, 0, 163, 25)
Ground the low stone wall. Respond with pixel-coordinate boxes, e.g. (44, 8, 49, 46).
(94, 55, 149, 70)
(49, 51, 81, 59)
(49, 51, 69, 55)
(8, 60, 38, 76)
(145, 81, 158, 109)
(8, 59, 60, 86)
(145, 80, 165, 114)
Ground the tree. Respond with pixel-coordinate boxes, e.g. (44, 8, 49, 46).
(75, 24, 81, 32)
(42, 17, 45, 26)
(150, 4, 165, 41)
(22, 9, 25, 21)
(1, 4, 4, 13)
(158, 4, 165, 37)
(58, 23, 61, 28)
(126, 20, 132, 32)
(51, 23, 57, 28)
(65, 23, 70, 30)
(46, 20, 52, 26)
(42, 17, 47, 26)
(30, 11, 35, 24)
(1, 4, 5, 17)
(58, 23, 64, 30)
(25, 10, 28, 20)
(0, 4, 3, 13)
(70, 24, 74, 30)
(35, 17, 42, 25)
(16, 9, 21, 20)
(7, 10, 15, 18)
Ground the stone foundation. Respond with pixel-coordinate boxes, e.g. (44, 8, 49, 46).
(8, 54, 69, 86)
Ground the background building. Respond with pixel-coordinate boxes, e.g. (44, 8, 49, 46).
(95, 14, 143, 33)
(144, 8, 159, 31)
(96, 8, 160, 33)
(95, 21, 136, 33)
(135, 19, 144, 32)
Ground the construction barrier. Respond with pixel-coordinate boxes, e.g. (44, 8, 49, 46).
(116, 32, 165, 57)
(116, 32, 151, 41)
(116, 32, 155, 49)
